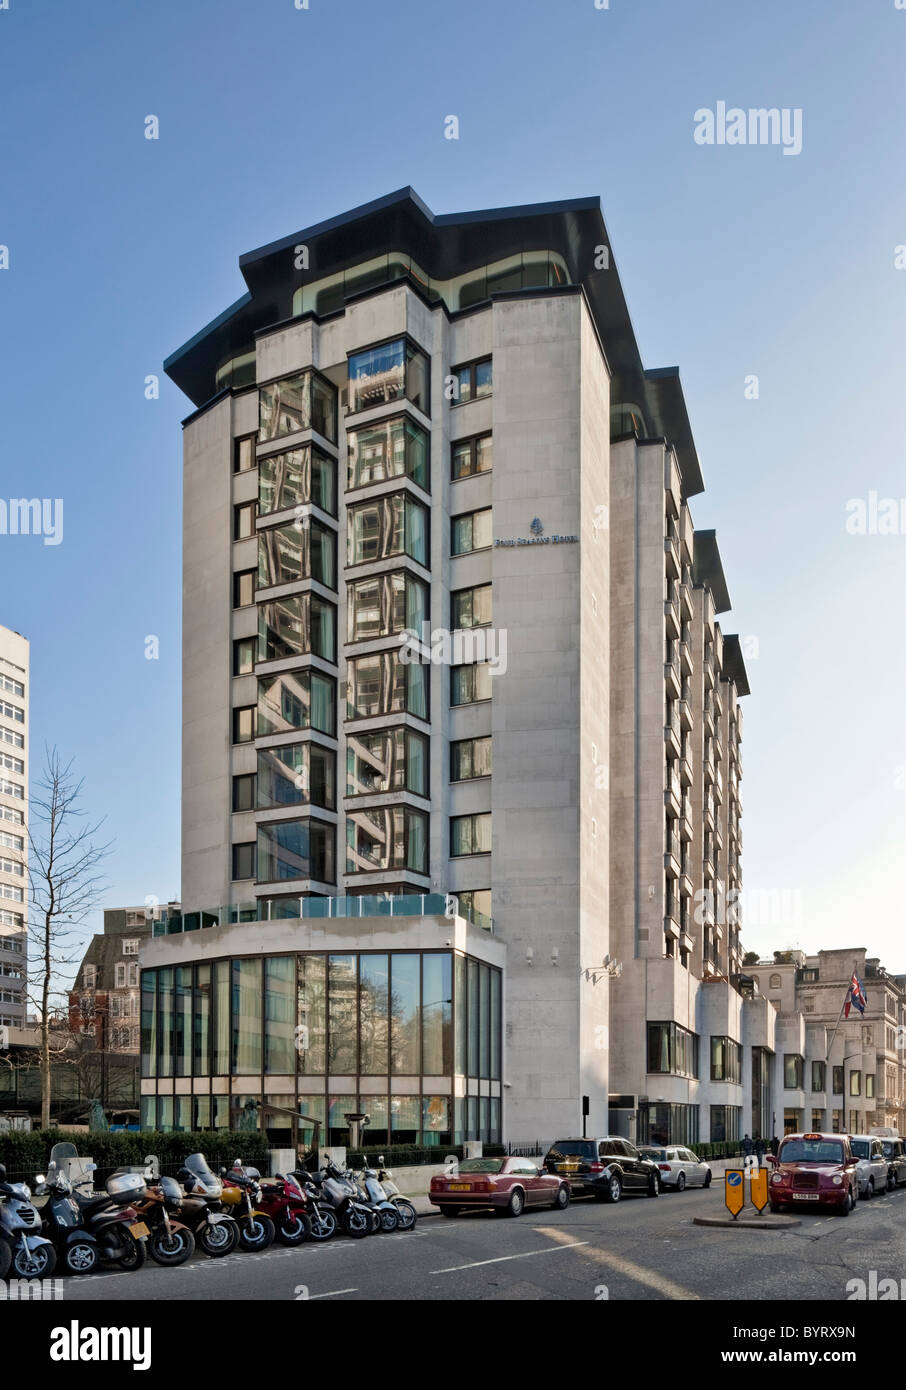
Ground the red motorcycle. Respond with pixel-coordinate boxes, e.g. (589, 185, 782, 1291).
(255, 1171, 317, 1246)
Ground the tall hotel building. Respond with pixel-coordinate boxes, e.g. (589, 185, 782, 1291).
(143, 189, 751, 1148)
(0, 625, 28, 1031)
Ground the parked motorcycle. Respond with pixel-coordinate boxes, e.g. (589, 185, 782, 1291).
(36, 1143, 147, 1275)
(289, 1169, 340, 1242)
(132, 1173, 196, 1267)
(375, 1158, 417, 1231)
(255, 1171, 313, 1246)
(176, 1153, 240, 1257)
(220, 1161, 275, 1252)
(0, 1163, 57, 1278)
(314, 1159, 376, 1238)
(352, 1165, 401, 1232)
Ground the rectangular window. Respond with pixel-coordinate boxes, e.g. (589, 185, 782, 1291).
(233, 568, 255, 608)
(452, 508, 492, 555)
(257, 519, 337, 590)
(327, 955, 357, 1074)
(234, 502, 256, 541)
(866, 1073, 875, 1098)
(234, 435, 256, 474)
(359, 954, 390, 1075)
(347, 416, 428, 492)
(850, 1070, 861, 1097)
(346, 807, 429, 874)
(257, 817, 335, 883)
(140, 970, 157, 1077)
(451, 584, 492, 630)
(231, 841, 255, 881)
(265, 956, 295, 1074)
(452, 357, 492, 404)
(647, 1022, 699, 1079)
(257, 668, 336, 738)
(231, 959, 262, 1074)
(232, 773, 256, 813)
(194, 963, 210, 1077)
(450, 737, 492, 782)
(811, 1060, 826, 1092)
(233, 706, 255, 744)
(710, 1036, 742, 1084)
(297, 954, 326, 1075)
(451, 663, 492, 706)
(258, 594, 336, 663)
(346, 727, 428, 797)
(257, 743, 336, 811)
(258, 444, 337, 517)
(347, 571, 428, 643)
(259, 370, 338, 444)
(213, 960, 229, 1075)
(456, 890, 492, 930)
(346, 650, 428, 721)
(451, 813, 492, 857)
(784, 1054, 804, 1089)
(347, 339, 429, 415)
(346, 493, 428, 567)
(122, 939, 140, 956)
(422, 953, 452, 1075)
(452, 433, 492, 480)
(833, 1065, 844, 1094)
(391, 954, 420, 1074)
(233, 637, 256, 676)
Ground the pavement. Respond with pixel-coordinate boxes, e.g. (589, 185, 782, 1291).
(57, 1170, 906, 1302)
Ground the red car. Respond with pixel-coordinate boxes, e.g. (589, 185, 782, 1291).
(767, 1132, 859, 1215)
(430, 1157, 570, 1218)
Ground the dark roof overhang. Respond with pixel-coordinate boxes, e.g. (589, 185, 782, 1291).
(693, 529, 731, 614)
(721, 633, 751, 696)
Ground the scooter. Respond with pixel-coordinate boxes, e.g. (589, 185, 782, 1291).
(289, 1169, 341, 1242)
(352, 1165, 401, 1232)
(255, 1171, 313, 1246)
(220, 1161, 275, 1252)
(374, 1158, 417, 1231)
(36, 1144, 147, 1275)
(176, 1153, 240, 1257)
(0, 1163, 57, 1278)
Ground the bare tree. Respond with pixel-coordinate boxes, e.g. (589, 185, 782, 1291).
(27, 748, 112, 1127)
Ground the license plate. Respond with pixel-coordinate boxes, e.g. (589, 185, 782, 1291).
(448, 1183, 471, 1191)
(129, 1221, 150, 1238)
(557, 1163, 578, 1173)
(792, 1193, 819, 1201)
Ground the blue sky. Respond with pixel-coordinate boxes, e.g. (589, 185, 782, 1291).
(1, 0, 903, 976)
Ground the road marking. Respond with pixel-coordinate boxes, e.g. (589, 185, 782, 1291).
(431, 1240, 589, 1274)
(309, 1287, 358, 1299)
(539, 1226, 701, 1300)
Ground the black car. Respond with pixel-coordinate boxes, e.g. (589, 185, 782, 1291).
(543, 1137, 661, 1203)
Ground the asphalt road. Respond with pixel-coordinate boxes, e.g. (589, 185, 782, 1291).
(56, 1179, 906, 1303)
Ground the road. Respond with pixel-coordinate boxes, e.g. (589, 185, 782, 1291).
(59, 1180, 906, 1302)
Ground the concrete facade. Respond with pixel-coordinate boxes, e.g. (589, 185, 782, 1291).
(0, 624, 28, 1029)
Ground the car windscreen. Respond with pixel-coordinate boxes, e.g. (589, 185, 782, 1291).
(881, 1142, 897, 1158)
(640, 1148, 668, 1161)
(457, 1159, 504, 1174)
(849, 1140, 870, 1159)
(779, 1140, 844, 1163)
(546, 1141, 595, 1160)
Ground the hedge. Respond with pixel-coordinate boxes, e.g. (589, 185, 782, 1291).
(0, 1128, 270, 1183)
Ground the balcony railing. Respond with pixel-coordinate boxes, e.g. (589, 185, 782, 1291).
(153, 892, 494, 936)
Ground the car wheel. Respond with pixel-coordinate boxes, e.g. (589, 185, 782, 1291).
(837, 1187, 853, 1216)
(703, 1169, 712, 1188)
(504, 1188, 525, 1218)
(676, 1172, 686, 1193)
(648, 1173, 660, 1198)
(551, 1184, 570, 1211)
(440, 1206, 460, 1218)
(604, 1175, 622, 1204)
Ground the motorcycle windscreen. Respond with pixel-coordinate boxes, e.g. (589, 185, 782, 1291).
(183, 1153, 222, 1196)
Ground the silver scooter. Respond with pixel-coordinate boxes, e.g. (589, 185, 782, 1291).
(353, 1164, 404, 1232)
(0, 1162, 57, 1278)
(375, 1157, 417, 1231)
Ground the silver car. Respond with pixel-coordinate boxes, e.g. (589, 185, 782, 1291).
(639, 1145, 712, 1191)
(849, 1135, 889, 1197)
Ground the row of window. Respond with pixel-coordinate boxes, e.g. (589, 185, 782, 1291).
(785, 1057, 876, 1097)
(0, 831, 23, 852)
(1, 700, 24, 723)
(0, 674, 24, 699)
(231, 732, 491, 812)
(1, 805, 23, 825)
(0, 858, 23, 877)
(0, 782, 23, 801)
(142, 949, 501, 1082)
(0, 754, 23, 775)
(231, 810, 492, 882)
(0, 727, 24, 750)
(0, 884, 23, 903)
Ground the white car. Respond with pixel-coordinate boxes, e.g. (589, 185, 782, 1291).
(639, 1145, 712, 1191)
(849, 1134, 888, 1198)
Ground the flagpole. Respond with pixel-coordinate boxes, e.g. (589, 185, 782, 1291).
(825, 978, 853, 1068)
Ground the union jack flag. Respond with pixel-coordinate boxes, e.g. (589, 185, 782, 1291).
(844, 972, 867, 1018)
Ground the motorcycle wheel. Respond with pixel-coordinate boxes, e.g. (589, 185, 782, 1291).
(308, 1207, 338, 1242)
(238, 1213, 275, 1252)
(149, 1226, 196, 1267)
(379, 1206, 399, 1233)
(14, 1241, 56, 1279)
(392, 1199, 417, 1231)
(64, 1241, 99, 1275)
(369, 1210, 381, 1234)
(341, 1207, 370, 1239)
(0, 1240, 11, 1281)
(199, 1219, 238, 1258)
(277, 1213, 312, 1246)
(114, 1230, 146, 1272)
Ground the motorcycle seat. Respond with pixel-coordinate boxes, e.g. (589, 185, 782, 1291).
(74, 1193, 120, 1216)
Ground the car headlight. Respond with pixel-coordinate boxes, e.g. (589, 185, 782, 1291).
(770, 1173, 783, 1184)
(832, 1175, 843, 1185)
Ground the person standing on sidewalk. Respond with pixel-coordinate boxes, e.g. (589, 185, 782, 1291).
(742, 1133, 754, 1158)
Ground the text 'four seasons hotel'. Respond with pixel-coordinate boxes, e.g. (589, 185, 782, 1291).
(141, 188, 754, 1151)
